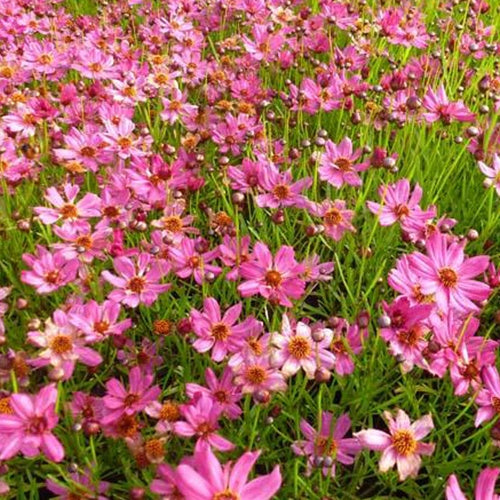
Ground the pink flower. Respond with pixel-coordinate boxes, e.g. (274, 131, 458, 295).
(169, 237, 221, 285)
(309, 199, 355, 241)
(478, 154, 500, 196)
(28, 309, 102, 380)
(102, 253, 171, 308)
(446, 468, 500, 500)
(233, 354, 287, 396)
(408, 232, 490, 313)
(175, 442, 282, 500)
(34, 184, 101, 230)
(422, 84, 475, 124)
(238, 243, 305, 307)
(319, 137, 368, 188)
(366, 179, 426, 227)
(475, 366, 500, 427)
(330, 320, 365, 376)
(46, 469, 110, 499)
(219, 235, 252, 281)
(174, 393, 234, 451)
(292, 412, 361, 477)
(355, 409, 435, 481)
(256, 164, 311, 209)
(271, 315, 335, 379)
(102, 366, 161, 425)
(0, 384, 64, 462)
(21, 246, 79, 295)
(186, 367, 242, 420)
(189, 298, 252, 362)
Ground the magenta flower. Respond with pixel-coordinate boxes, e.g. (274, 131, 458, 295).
(0, 384, 64, 462)
(271, 315, 335, 379)
(34, 184, 101, 230)
(46, 469, 110, 499)
(475, 366, 500, 427)
(102, 253, 170, 308)
(102, 366, 161, 425)
(330, 320, 365, 376)
(189, 297, 250, 362)
(366, 179, 425, 227)
(292, 412, 361, 477)
(175, 442, 282, 500)
(408, 232, 490, 313)
(238, 242, 305, 307)
(446, 468, 500, 500)
(255, 164, 311, 209)
(355, 409, 435, 481)
(219, 235, 252, 281)
(309, 199, 355, 241)
(319, 137, 368, 188)
(174, 393, 235, 452)
(478, 154, 500, 196)
(186, 367, 242, 420)
(21, 246, 79, 295)
(422, 84, 475, 124)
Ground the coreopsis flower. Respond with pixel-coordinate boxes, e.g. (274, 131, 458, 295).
(46, 469, 110, 499)
(422, 84, 475, 124)
(28, 309, 102, 380)
(151, 463, 182, 498)
(292, 412, 361, 477)
(366, 179, 427, 228)
(219, 235, 252, 281)
(318, 137, 368, 188)
(0, 287, 11, 337)
(329, 319, 365, 376)
(255, 164, 311, 209)
(309, 199, 355, 241)
(0, 384, 64, 462)
(102, 366, 161, 425)
(189, 298, 253, 362)
(34, 184, 101, 230)
(408, 232, 490, 313)
(174, 393, 235, 452)
(186, 367, 242, 420)
(475, 366, 500, 427)
(21, 246, 79, 295)
(145, 399, 181, 434)
(271, 315, 335, 379)
(478, 154, 500, 196)
(102, 253, 171, 308)
(175, 442, 282, 499)
(355, 409, 435, 481)
(446, 468, 500, 500)
(101, 117, 145, 159)
(238, 243, 305, 307)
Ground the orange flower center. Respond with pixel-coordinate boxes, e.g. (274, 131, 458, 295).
(44, 270, 60, 284)
(159, 401, 180, 421)
(0, 397, 13, 414)
(248, 337, 263, 356)
(118, 137, 132, 149)
(273, 184, 290, 200)
(335, 157, 352, 171)
(392, 430, 417, 456)
(124, 394, 140, 407)
(213, 491, 240, 500)
(288, 336, 311, 359)
(315, 435, 338, 456)
(245, 366, 267, 385)
(128, 277, 146, 293)
(163, 216, 183, 233)
(438, 267, 458, 288)
(153, 320, 172, 335)
(60, 203, 78, 219)
(75, 235, 92, 249)
(324, 208, 343, 225)
(394, 204, 409, 218)
(93, 321, 109, 335)
(265, 270, 282, 287)
(50, 335, 73, 354)
(80, 146, 96, 157)
(145, 438, 165, 461)
(211, 322, 230, 341)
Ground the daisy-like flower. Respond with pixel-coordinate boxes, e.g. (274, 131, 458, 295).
(309, 199, 355, 241)
(0, 384, 64, 462)
(271, 315, 335, 379)
(28, 309, 102, 380)
(355, 409, 435, 481)
(255, 164, 311, 209)
(34, 184, 101, 231)
(366, 179, 425, 227)
(408, 232, 490, 313)
(189, 297, 252, 362)
(478, 154, 500, 196)
(292, 412, 361, 477)
(422, 84, 475, 124)
(475, 366, 500, 427)
(174, 393, 235, 452)
(318, 137, 368, 188)
(446, 468, 500, 500)
(238, 243, 305, 307)
(233, 354, 287, 396)
(102, 253, 171, 308)
(102, 366, 161, 425)
(175, 441, 282, 500)
(186, 367, 242, 420)
(46, 469, 110, 500)
(21, 246, 79, 295)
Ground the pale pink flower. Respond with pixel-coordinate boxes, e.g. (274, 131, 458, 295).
(355, 409, 435, 481)
(309, 199, 355, 241)
(478, 154, 500, 196)
(446, 468, 500, 500)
